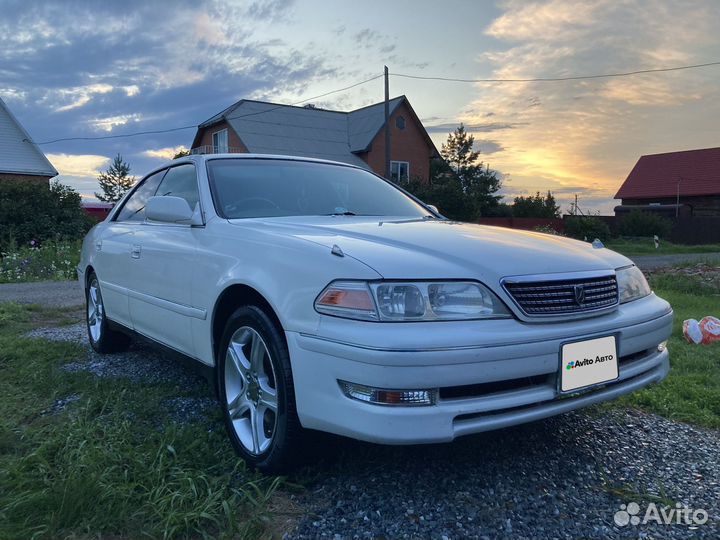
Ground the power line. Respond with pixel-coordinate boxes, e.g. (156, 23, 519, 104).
(37, 124, 197, 145)
(34, 60, 720, 145)
(36, 73, 384, 145)
(391, 60, 720, 83)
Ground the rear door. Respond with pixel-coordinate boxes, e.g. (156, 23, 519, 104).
(127, 163, 202, 356)
(94, 169, 166, 328)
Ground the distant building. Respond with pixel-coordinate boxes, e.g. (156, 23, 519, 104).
(615, 147, 720, 217)
(0, 97, 57, 186)
(191, 95, 439, 183)
(82, 201, 114, 221)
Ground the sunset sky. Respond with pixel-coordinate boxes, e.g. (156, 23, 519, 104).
(3, 0, 720, 213)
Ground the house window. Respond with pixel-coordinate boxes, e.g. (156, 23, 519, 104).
(212, 129, 228, 153)
(390, 161, 410, 182)
(395, 115, 406, 130)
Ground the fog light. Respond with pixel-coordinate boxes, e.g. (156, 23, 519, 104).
(339, 381, 436, 406)
(657, 340, 668, 352)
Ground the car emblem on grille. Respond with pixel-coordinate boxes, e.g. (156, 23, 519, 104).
(573, 285, 586, 305)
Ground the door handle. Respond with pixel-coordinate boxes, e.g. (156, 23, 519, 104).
(131, 244, 142, 259)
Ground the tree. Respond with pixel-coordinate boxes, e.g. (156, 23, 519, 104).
(512, 191, 561, 218)
(95, 154, 136, 203)
(440, 124, 502, 216)
(173, 148, 191, 159)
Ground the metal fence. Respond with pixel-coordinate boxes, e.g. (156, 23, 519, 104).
(190, 146, 246, 155)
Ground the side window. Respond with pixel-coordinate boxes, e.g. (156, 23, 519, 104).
(154, 164, 200, 211)
(114, 170, 166, 222)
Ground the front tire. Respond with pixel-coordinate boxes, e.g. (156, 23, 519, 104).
(217, 305, 303, 473)
(86, 272, 130, 353)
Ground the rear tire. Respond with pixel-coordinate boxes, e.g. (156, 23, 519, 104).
(85, 272, 131, 353)
(217, 305, 303, 474)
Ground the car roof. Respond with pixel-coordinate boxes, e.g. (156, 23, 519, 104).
(171, 153, 364, 170)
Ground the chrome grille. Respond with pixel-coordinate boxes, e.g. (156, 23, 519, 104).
(503, 273, 618, 316)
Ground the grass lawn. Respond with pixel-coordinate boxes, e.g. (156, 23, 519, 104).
(0, 303, 285, 539)
(618, 271, 720, 428)
(0, 267, 717, 537)
(604, 238, 720, 257)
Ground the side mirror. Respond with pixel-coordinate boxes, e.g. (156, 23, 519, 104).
(146, 196, 195, 224)
(427, 204, 439, 214)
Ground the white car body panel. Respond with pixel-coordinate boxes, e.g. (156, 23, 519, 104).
(79, 154, 672, 444)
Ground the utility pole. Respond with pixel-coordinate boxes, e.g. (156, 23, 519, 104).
(676, 177, 681, 218)
(384, 65, 391, 180)
(574, 194, 578, 215)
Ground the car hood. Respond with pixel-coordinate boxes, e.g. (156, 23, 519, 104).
(230, 216, 632, 282)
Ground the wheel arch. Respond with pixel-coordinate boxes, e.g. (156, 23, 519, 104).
(211, 283, 284, 364)
(84, 265, 96, 287)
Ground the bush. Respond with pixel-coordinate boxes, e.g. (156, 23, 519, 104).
(619, 210, 673, 239)
(403, 176, 475, 222)
(533, 224, 563, 236)
(564, 216, 612, 242)
(0, 181, 93, 251)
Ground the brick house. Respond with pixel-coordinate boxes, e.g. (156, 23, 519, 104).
(0, 96, 58, 185)
(191, 96, 439, 183)
(615, 147, 720, 217)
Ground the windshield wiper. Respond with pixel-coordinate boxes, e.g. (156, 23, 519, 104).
(324, 211, 357, 216)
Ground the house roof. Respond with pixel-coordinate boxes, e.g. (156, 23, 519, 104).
(193, 96, 434, 168)
(615, 147, 720, 199)
(0, 97, 58, 177)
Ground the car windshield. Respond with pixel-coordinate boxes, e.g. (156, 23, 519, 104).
(206, 158, 430, 219)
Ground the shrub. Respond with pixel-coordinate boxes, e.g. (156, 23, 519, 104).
(564, 216, 612, 242)
(533, 224, 563, 236)
(0, 181, 93, 251)
(619, 210, 673, 239)
(403, 176, 475, 222)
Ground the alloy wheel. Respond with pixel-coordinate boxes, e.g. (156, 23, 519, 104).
(87, 278, 104, 343)
(224, 326, 279, 455)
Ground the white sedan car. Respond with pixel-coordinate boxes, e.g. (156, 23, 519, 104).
(79, 154, 673, 472)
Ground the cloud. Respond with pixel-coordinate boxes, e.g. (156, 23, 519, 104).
(53, 83, 114, 112)
(473, 139, 505, 154)
(425, 122, 525, 133)
(46, 153, 110, 177)
(143, 146, 189, 160)
(123, 85, 140, 97)
(468, 0, 720, 212)
(90, 113, 143, 132)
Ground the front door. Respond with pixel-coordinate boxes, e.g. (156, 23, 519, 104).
(95, 169, 167, 328)
(127, 163, 202, 356)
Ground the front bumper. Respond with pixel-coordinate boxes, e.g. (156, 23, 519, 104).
(287, 293, 673, 444)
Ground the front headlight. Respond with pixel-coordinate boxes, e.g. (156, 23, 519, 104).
(315, 280, 511, 321)
(616, 265, 651, 304)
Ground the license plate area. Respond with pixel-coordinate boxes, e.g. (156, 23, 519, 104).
(560, 335, 619, 393)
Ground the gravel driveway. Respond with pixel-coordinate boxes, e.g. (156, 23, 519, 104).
(288, 410, 719, 540)
(26, 320, 720, 540)
(0, 280, 83, 307)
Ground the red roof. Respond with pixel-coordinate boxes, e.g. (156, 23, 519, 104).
(615, 147, 720, 199)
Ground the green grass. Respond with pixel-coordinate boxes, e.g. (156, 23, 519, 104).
(618, 273, 720, 428)
(604, 238, 720, 257)
(0, 303, 283, 539)
(0, 240, 81, 283)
